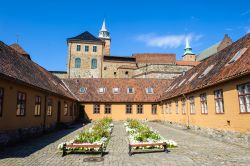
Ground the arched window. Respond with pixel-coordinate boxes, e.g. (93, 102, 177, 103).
(75, 58, 81, 68)
(91, 59, 97, 69)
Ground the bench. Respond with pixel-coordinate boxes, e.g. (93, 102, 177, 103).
(128, 142, 169, 156)
(62, 143, 104, 157)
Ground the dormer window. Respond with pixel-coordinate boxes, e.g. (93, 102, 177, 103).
(186, 73, 198, 84)
(79, 87, 87, 93)
(146, 87, 154, 94)
(198, 65, 214, 78)
(178, 79, 186, 87)
(227, 47, 248, 65)
(98, 87, 106, 94)
(127, 87, 134, 94)
(113, 87, 120, 94)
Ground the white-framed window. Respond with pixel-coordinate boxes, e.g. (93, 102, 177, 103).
(47, 98, 52, 116)
(17, 92, 26, 116)
(189, 96, 195, 114)
(175, 101, 179, 114)
(151, 104, 157, 114)
(98, 87, 106, 94)
(165, 104, 168, 114)
(105, 104, 111, 114)
(0, 88, 4, 117)
(93, 45, 97, 52)
(127, 87, 134, 94)
(200, 93, 208, 114)
(126, 104, 132, 114)
(34, 96, 41, 116)
(161, 105, 164, 114)
(227, 48, 248, 64)
(146, 87, 154, 94)
(237, 83, 250, 113)
(93, 104, 100, 114)
(75, 58, 81, 68)
(113, 87, 120, 94)
(198, 65, 214, 78)
(85, 45, 89, 52)
(137, 104, 143, 114)
(181, 98, 186, 114)
(76, 45, 81, 51)
(79, 87, 87, 93)
(64, 102, 68, 116)
(214, 89, 224, 113)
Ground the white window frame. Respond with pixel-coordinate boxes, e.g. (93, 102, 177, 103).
(189, 96, 195, 114)
(79, 87, 87, 93)
(200, 93, 208, 114)
(237, 83, 250, 113)
(113, 87, 120, 94)
(214, 89, 224, 114)
(146, 87, 154, 94)
(127, 87, 134, 94)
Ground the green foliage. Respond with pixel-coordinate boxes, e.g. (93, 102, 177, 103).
(75, 117, 112, 143)
(127, 119, 161, 142)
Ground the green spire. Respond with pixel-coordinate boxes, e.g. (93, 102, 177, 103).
(184, 38, 194, 55)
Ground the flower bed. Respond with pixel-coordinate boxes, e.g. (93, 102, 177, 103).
(124, 119, 177, 155)
(58, 117, 113, 156)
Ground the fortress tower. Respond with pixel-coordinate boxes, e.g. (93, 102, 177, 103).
(98, 20, 111, 56)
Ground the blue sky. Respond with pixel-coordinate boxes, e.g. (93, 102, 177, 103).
(0, 0, 250, 71)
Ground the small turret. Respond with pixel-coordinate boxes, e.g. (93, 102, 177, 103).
(182, 38, 196, 61)
(98, 19, 111, 55)
(98, 20, 110, 39)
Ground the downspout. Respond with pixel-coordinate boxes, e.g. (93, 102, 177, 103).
(182, 93, 190, 129)
(43, 95, 47, 133)
(101, 42, 104, 78)
(68, 42, 72, 78)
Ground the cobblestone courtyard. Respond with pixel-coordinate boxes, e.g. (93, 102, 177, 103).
(1, 122, 250, 166)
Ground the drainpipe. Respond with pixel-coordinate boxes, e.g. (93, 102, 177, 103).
(182, 93, 190, 129)
(68, 42, 72, 78)
(43, 95, 48, 133)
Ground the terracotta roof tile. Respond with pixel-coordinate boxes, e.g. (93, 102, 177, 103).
(176, 60, 200, 66)
(160, 33, 250, 101)
(0, 41, 75, 100)
(63, 78, 172, 102)
(9, 43, 31, 60)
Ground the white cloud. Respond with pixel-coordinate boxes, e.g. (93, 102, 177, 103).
(241, 10, 250, 16)
(136, 33, 202, 49)
(225, 28, 233, 31)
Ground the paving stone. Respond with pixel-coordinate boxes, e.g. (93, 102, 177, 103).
(0, 122, 250, 165)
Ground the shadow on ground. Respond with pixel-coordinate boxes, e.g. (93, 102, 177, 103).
(0, 124, 83, 159)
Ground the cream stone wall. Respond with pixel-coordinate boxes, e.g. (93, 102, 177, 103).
(183, 54, 196, 61)
(102, 61, 136, 78)
(133, 64, 192, 79)
(103, 39, 111, 55)
(67, 42, 104, 78)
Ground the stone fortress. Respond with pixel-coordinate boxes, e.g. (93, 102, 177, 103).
(52, 20, 222, 79)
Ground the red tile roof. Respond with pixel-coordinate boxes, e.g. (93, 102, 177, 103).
(175, 60, 200, 66)
(159, 33, 250, 101)
(9, 43, 31, 60)
(63, 78, 172, 103)
(0, 41, 75, 100)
